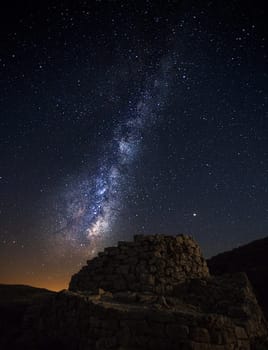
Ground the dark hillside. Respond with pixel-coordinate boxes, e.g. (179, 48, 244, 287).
(208, 236, 268, 320)
(0, 284, 55, 349)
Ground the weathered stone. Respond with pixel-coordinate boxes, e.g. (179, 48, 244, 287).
(69, 234, 210, 294)
(117, 265, 129, 275)
(166, 324, 189, 338)
(188, 341, 212, 350)
(210, 330, 223, 344)
(2, 234, 267, 350)
(234, 326, 248, 339)
(191, 327, 210, 343)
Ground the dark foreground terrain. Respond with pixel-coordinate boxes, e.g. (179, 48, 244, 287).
(208, 236, 268, 321)
(0, 284, 55, 349)
(0, 235, 268, 349)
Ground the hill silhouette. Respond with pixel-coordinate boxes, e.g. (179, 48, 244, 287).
(208, 236, 268, 320)
(0, 235, 268, 349)
(0, 284, 55, 349)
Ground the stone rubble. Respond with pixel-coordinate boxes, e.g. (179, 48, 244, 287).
(69, 234, 210, 294)
(14, 234, 268, 349)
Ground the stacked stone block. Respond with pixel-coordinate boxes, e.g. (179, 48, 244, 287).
(14, 234, 268, 349)
(69, 234, 209, 294)
(28, 286, 267, 350)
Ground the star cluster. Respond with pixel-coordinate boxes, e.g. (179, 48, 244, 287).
(54, 52, 174, 254)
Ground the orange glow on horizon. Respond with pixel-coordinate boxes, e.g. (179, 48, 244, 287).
(0, 277, 69, 292)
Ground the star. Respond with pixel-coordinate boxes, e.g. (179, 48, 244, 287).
(55, 53, 173, 252)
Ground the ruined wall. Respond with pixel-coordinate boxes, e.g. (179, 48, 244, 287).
(23, 284, 267, 350)
(69, 234, 210, 294)
(6, 235, 268, 350)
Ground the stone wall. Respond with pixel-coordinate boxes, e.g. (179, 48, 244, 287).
(69, 234, 210, 294)
(4, 234, 268, 349)
(22, 279, 268, 350)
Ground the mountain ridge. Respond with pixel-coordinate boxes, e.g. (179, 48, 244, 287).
(208, 235, 268, 321)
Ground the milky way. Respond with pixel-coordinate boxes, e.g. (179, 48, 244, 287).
(1, 0, 266, 290)
(55, 55, 174, 254)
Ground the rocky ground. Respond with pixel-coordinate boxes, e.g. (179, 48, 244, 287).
(0, 284, 55, 349)
(208, 236, 268, 322)
(0, 235, 268, 349)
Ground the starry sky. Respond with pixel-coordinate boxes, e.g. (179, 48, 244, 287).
(0, 0, 267, 291)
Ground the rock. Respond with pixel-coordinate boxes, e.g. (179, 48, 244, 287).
(207, 236, 268, 321)
(166, 324, 189, 338)
(1, 234, 267, 350)
(69, 234, 210, 294)
(191, 327, 210, 343)
(235, 326, 248, 339)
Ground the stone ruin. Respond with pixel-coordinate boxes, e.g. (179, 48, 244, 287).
(21, 234, 268, 349)
(69, 234, 209, 294)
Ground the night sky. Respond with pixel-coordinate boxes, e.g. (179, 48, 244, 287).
(0, 0, 267, 291)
